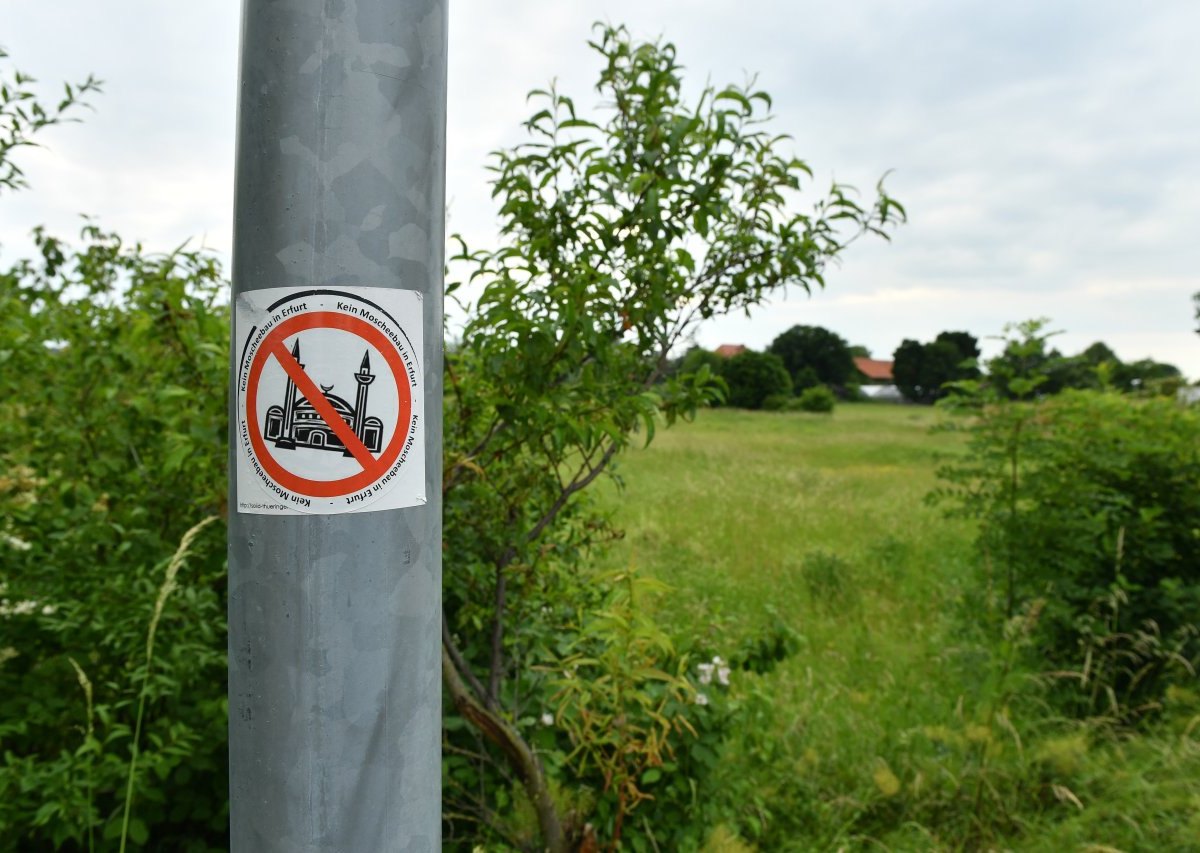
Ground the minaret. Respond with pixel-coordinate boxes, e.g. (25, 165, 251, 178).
(277, 339, 302, 448)
(352, 350, 376, 440)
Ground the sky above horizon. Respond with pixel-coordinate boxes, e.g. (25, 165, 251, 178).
(3, 0, 1198, 377)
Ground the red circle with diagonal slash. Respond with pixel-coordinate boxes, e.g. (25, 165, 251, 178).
(245, 312, 412, 498)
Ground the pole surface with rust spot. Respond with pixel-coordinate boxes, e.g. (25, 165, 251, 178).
(227, 0, 445, 848)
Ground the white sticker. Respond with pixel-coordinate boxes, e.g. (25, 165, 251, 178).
(234, 286, 425, 515)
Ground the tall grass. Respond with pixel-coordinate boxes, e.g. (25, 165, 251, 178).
(67, 657, 95, 853)
(118, 515, 218, 853)
(597, 404, 1200, 849)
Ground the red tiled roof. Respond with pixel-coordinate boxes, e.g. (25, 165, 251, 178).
(714, 344, 747, 358)
(854, 356, 893, 381)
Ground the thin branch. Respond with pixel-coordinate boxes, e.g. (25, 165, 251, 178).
(486, 564, 507, 710)
(524, 440, 619, 552)
(443, 414, 505, 495)
(442, 617, 488, 706)
(484, 438, 619, 712)
(441, 643, 567, 852)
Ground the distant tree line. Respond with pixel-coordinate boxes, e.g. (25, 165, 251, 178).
(672, 324, 859, 412)
(675, 317, 1187, 410)
(958, 319, 1183, 402)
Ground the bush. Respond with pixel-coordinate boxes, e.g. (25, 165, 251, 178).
(0, 228, 229, 847)
(720, 351, 793, 410)
(935, 390, 1200, 719)
(796, 385, 836, 413)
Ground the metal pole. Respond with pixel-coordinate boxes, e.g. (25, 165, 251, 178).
(227, 0, 445, 848)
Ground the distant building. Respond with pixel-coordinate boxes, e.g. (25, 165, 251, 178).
(853, 357, 902, 402)
(854, 357, 894, 384)
(714, 344, 747, 358)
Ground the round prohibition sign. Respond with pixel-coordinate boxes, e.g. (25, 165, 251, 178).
(245, 311, 413, 498)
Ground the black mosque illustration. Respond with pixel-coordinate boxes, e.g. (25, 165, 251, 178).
(263, 341, 384, 456)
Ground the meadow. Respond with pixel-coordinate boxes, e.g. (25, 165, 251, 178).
(597, 404, 1200, 852)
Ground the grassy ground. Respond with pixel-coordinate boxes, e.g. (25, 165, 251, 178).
(601, 403, 971, 647)
(595, 404, 1200, 852)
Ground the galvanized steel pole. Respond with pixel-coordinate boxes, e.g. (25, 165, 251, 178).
(227, 0, 445, 849)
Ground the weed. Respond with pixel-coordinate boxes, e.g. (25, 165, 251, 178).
(119, 515, 218, 853)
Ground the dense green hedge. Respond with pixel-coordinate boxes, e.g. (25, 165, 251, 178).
(936, 390, 1200, 718)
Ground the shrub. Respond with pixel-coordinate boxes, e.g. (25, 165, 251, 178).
(935, 390, 1200, 719)
(720, 351, 793, 410)
(797, 385, 836, 413)
(761, 393, 792, 411)
(0, 228, 229, 847)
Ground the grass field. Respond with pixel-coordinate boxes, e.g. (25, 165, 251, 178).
(596, 404, 1200, 851)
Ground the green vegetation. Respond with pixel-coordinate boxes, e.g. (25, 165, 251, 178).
(441, 26, 900, 849)
(0, 227, 229, 850)
(796, 384, 837, 413)
(593, 404, 1200, 850)
(975, 319, 1182, 401)
(936, 389, 1200, 719)
(4, 28, 1196, 853)
(1, 30, 904, 850)
(767, 324, 856, 396)
(720, 351, 792, 410)
(892, 331, 980, 404)
(0, 47, 100, 195)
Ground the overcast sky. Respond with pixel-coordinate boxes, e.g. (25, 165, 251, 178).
(3, 0, 1198, 377)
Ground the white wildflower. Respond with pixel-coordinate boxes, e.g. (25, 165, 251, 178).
(2, 532, 31, 552)
(717, 665, 731, 687)
(41, 604, 56, 616)
(694, 692, 709, 706)
(540, 712, 554, 726)
(696, 662, 714, 685)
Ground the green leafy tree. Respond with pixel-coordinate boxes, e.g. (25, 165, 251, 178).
(767, 324, 855, 394)
(934, 331, 980, 362)
(984, 318, 1062, 399)
(1013, 339, 1183, 397)
(1081, 340, 1118, 367)
(1073, 341, 1180, 395)
(1070, 341, 1121, 389)
(891, 338, 926, 402)
(892, 331, 979, 404)
(938, 319, 1199, 719)
(720, 350, 792, 409)
(1112, 358, 1181, 395)
(441, 24, 902, 850)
